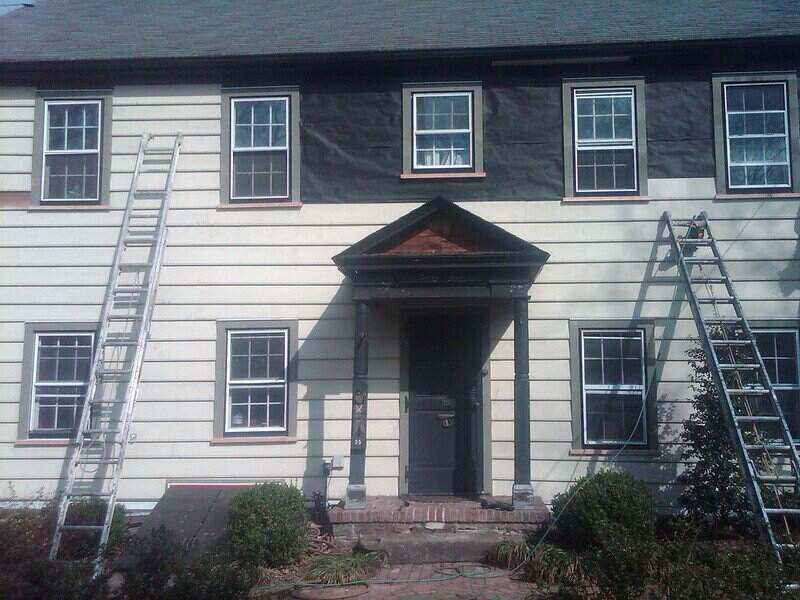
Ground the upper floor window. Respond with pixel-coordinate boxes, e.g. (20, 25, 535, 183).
(724, 83, 791, 189)
(562, 78, 647, 199)
(402, 83, 485, 178)
(713, 73, 800, 195)
(221, 88, 301, 204)
(413, 92, 472, 169)
(43, 100, 101, 202)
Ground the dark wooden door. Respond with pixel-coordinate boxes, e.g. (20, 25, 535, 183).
(408, 314, 482, 495)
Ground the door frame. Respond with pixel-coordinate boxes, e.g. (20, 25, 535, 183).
(398, 303, 492, 496)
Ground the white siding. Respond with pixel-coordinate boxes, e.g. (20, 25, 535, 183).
(0, 84, 798, 511)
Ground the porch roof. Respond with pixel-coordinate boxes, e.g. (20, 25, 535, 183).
(332, 197, 549, 298)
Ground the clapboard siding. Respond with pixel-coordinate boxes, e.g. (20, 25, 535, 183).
(0, 83, 798, 510)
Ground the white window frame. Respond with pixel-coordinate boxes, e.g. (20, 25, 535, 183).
(723, 81, 792, 190)
(412, 90, 474, 170)
(573, 87, 638, 194)
(229, 96, 290, 201)
(29, 331, 94, 434)
(41, 99, 102, 203)
(754, 328, 800, 438)
(580, 329, 647, 447)
(225, 328, 289, 433)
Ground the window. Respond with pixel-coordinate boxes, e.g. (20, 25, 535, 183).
(30, 332, 93, 436)
(231, 98, 289, 200)
(754, 329, 800, 438)
(413, 92, 472, 169)
(724, 83, 791, 189)
(42, 101, 101, 201)
(713, 73, 800, 195)
(562, 79, 648, 198)
(221, 88, 301, 204)
(214, 320, 298, 439)
(402, 83, 484, 176)
(579, 330, 647, 446)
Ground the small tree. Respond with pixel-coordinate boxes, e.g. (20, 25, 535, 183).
(678, 343, 751, 531)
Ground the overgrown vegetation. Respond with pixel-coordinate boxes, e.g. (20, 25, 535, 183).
(677, 343, 751, 531)
(488, 471, 791, 600)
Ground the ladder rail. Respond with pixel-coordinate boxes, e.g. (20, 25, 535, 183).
(663, 212, 779, 557)
(49, 133, 182, 575)
(49, 134, 151, 561)
(93, 133, 183, 560)
(664, 211, 800, 565)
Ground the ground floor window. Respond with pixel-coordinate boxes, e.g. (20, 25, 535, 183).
(580, 329, 647, 447)
(31, 332, 93, 436)
(754, 328, 800, 438)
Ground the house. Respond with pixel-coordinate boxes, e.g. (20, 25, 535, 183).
(0, 1, 799, 518)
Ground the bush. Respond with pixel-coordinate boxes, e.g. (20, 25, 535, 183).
(118, 525, 186, 600)
(678, 344, 751, 531)
(551, 471, 655, 551)
(583, 521, 655, 600)
(61, 498, 127, 560)
(227, 483, 309, 568)
(171, 548, 257, 600)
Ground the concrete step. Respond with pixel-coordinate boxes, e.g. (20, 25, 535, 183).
(357, 530, 517, 564)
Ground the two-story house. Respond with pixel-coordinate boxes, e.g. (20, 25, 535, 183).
(1, 1, 799, 517)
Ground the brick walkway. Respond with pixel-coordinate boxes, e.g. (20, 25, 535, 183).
(290, 563, 532, 599)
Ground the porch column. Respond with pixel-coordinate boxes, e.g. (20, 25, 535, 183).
(346, 300, 369, 508)
(512, 296, 534, 507)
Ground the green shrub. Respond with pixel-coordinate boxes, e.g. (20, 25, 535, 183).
(227, 483, 309, 568)
(60, 498, 127, 560)
(678, 344, 751, 531)
(303, 551, 385, 585)
(583, 521, 656, 600)
(551, 471, 655, 552)
(118, 525, 186, 600)
(171, 549, 258, 600)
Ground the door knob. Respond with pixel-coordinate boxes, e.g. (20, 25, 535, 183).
(437, 413, 455, 428)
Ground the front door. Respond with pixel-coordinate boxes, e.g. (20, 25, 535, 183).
(407, 313, 482, 495)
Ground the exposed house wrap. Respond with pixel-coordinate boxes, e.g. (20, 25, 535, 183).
(0, 1, 799, 512)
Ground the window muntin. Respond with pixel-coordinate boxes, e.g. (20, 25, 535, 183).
(580, 329, 647, 446)
(30, 333, 93, 434)
(42, 100, 101, 202)
(573, 88, 637, 193)
(754, 329, 800, 438)
(724, 82, 791, 189)
(230, 97, 289, 200)
(412, 91, 473, 169)
(225, 329, 288, 432)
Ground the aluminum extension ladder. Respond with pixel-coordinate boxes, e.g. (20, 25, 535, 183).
(49, 133, 182, 575)
(665, 210, 800, 567)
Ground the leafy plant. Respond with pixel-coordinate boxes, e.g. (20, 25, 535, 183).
(551, 471, 655, 551)
(171, 548, 258, 600)
(488, 537, 533, 569)
(227, 482, 309, 568)
(118, 525, 186, 599)
(678, 343, 751, 531)
(303, 551, 385, 585)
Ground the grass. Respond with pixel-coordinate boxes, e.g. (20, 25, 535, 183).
(303, 551, 385, 585)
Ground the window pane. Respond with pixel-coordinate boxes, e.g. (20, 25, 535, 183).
(33, 334, 91, 432)
(235, 125, 252, 148)
(44, 155, 99, 200)
(268, 386, 286, 428)
(583, 337, 602, 359)
(232, 151, 288, 198)
(415, 132, 470, 167)
(585, 392, 645, 444)
(235, 102, 253, 126)
(415, 94, 469, 133)
(575, 149, 635, 192)
(584, 358, 603, 385)
(778, 390, 800, 438)
(48, 126, 65, 151)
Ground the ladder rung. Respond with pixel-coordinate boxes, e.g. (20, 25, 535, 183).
(684, 257, 720, 264)
(729, 388, 771, 395)
(746, 444, 793, 452)
(90, 399, 128, 405)
(60, 524, 105, 531)
(705, 317, 743, 324)
(76, 458, 121, 465)
(114, 286, 146, 294)
(736, 415, 781, 422)
(698, 298, 734, 304)
(719, 363, 760, 370)
(67, 492, 112, 498)
(124, 237, 155, 246)
(97, 368, 132, 376)
(690, 277, 727, 284)
(679, 238, 713, 245)
(103, 340, 138, 347)
(711, 339, 754, 346)
(83, 429, 121, 435)
(118, 262, 152, 270)
(145, 146, 174, 152)
(766, 508, 800, 515)
(757, 474, 798, 483)
(107, 315, 142, 322)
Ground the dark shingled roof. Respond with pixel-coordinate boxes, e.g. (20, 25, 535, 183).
(0, 0, 799, 65)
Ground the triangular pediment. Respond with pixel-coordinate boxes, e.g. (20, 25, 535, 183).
(335, 197, 545, 260)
